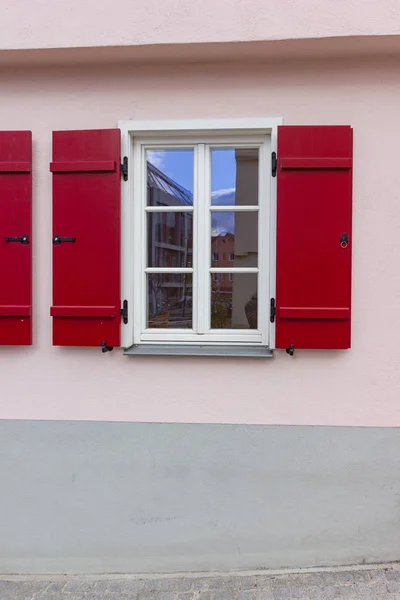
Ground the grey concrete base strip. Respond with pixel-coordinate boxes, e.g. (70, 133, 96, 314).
(124, 344, 273, 357)
(0, 565, 399, 599)
(2, 421, 400, 574)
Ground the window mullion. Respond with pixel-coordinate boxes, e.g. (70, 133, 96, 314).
(196, 144, 209, 334)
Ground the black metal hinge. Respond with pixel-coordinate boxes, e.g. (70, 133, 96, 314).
(271, 152, 277, 177)
(121, 156, 128, 181)
(120, 299, 128, 324)
(270, 298, 276, 323)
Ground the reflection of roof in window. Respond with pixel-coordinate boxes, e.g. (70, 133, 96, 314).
(147, 161, 193, 206)
(211, 230, 234, 238)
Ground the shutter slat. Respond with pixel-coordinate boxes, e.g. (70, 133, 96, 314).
(279, 307, 350, 320)
(280, 157, 352, 170)
(50, 160, 116, 173)
(51, 306, 117, 318)
(0, 161, 31, 173)
(275, 125, 353, 350)
(0, 131, 32, 345)
(0, 305, 32, 317)
(51, 129, 121, 347)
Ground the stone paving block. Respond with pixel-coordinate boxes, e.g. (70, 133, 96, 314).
(91, 580, 110, 594)
(194, 592, 214, 600)
(388, 580, 400, 594)
(309, 583, 336, 599)
(332, 572, 355, 587)
(353, 571, 372, 584)
(386, 570, 400, 581)
(369, 570, 388, 584)
(146, 593, 176, 600)
(332, 584, 354, 597)
(254, 576, 274, 590)
(190, 578, 217, 590)
(45, 581, 68, 594)
(370, 580, 391, 596)
(0, 580, 32, 599)
(229, 576, 257, 591)
(289, 584, 309, 598)
(253, 589, 274, 600)
(156, 577, 194, 593)
(81, 592, 113, 600)
(270, 581, 291, 600)
(62, 579, 97, 595)
(210, 589, 239, 600)
(237, 591, 255, 600)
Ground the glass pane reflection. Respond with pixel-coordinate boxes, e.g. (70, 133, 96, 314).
(147, 149, 194, 207)
(147, 212, 193, 268)
(211, 211, 258, 267)
(211, 273, 258, 329)
(147, 273, 192, 329)
(211, 148, 259, 206)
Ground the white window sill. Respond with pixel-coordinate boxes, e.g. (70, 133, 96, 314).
(123, 344, 273, 358)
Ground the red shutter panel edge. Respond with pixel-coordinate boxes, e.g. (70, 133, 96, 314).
(275, 125, 353, 350)
(0, 131, 32, 345)
(51, 129, 121, 347)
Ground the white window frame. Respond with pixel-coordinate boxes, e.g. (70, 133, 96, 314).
(119, 118, 283, 351)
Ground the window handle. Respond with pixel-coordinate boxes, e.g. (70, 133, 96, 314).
(53, 235, 76, 245)
(5, 235, 29, 244)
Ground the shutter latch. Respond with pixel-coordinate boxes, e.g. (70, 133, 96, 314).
(120, 299, 128, 324)
(270, 298, 276, 323)
(121, 156, 128, 181)
(286, 344, 295, 356)
(5, 235, 29, 244)
(101, 341, 114, 353)
(271, 152, 277, 177)
(340, 233, 349, 248)
(53, 235, 76, 244)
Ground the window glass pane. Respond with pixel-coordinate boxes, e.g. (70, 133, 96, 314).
(147, 274, 192, 329)
(147, 212, 193, 268)
(211, 273, 258, 329)
(211, 148, 259, 206)
(147, 149, 194, 207)
(211, 211, 258, 267)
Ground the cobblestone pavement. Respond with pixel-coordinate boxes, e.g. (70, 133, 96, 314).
(1, 565, 400, 600)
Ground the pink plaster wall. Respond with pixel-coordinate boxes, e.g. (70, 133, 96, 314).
(0, 56, 400, 426)
(1, 0, 400, 51)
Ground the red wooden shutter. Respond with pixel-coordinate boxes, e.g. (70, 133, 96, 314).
(50, 129, 121, 347)
(0, 131, 32, 345)
(276, 126, 353, 351)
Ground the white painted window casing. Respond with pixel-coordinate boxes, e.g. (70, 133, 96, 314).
(119, 118, 282, 351)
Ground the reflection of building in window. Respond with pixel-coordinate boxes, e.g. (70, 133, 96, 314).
(232, 149, 258, 328)
(147, 162, 193, 326)
(211, 232, 234, 328)
(211, 232, 234, 292)
(211, 148, 259, 329)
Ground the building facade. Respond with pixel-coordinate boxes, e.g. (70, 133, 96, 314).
(1, 0, 400, 574)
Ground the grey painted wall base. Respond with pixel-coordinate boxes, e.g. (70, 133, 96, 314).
(1, 420, 400, 574)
